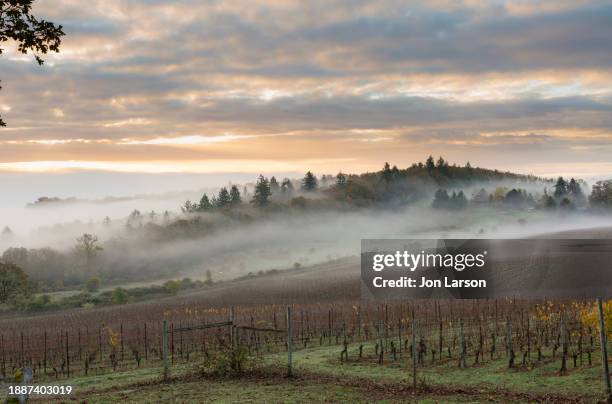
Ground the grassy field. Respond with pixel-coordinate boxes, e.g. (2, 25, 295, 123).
(20, 341, 608, 403)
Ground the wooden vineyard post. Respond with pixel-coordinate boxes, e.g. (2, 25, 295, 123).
(526, 316, 531, 363)
(328, 309, 332, 345)
(398, 319, 402, 356)
(120, 324, 124, 362)
(597, 298, 611, 402)
(459, 318, 466, 368)
(357, 305, 361, 340)
(43, 331, 47, 375)
(560, 312, 567, 374)
(411, 309, 417, 389)
(507, 318, 514, 368)
(0, 335, 3, 378)
(65, 331, 70, 377)
(170, 323, 174, 365)
(229, 306, 235, 349)
(162, 320, 169, 380)
(78, 328, 82, 361)
(287, 307, 293, 377)
(144, 323, 148, 362)
(98, 326, 103, 362)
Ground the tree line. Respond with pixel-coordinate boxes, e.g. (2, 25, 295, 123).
(432, 175, 589, 211)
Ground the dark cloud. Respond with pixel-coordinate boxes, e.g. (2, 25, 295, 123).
(0, 0, 611, 172)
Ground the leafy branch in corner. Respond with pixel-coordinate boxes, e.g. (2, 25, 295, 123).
(0, 0, 65, 126)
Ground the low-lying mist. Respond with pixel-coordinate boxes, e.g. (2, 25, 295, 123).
(4, 199, 612, 288)
(2, 163, 611, 292)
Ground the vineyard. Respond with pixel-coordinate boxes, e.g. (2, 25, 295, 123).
(2, 298, 610, 401)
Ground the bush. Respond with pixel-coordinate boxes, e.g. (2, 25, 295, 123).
(163, 280, 180, 295)
(111, 288, 129, 304)
(84, 277, 100, 292)
(199, 344, 253, 376)
(14, 294, 51, 311)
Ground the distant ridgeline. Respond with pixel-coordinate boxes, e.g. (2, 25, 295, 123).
(181, 155, 557, 213)
(26, 196, 79, 207)
(2, 156, 611, 309)
(27, 195, 137, 208)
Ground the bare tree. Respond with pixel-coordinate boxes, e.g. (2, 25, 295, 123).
(75, 233, 102, 279)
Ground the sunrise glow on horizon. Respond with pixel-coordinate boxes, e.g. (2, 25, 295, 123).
(0, 0, 611, 178)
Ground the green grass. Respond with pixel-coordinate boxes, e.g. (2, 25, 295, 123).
(263, 341, 604, 399)
(27, 340, 608, 403)
(61, 378, 482, 404)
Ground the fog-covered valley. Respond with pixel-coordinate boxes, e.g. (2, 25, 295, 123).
(2, 166, 611, 296)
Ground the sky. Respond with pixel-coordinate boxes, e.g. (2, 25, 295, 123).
(1, 0, 612, 187)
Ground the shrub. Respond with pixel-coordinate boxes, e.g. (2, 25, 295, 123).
(199, 344, 253, 376)
(111, 288, 129, 304)
(84, 277, 101, 292)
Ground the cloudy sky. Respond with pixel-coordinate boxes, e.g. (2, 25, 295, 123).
(1, 0, 612, 180)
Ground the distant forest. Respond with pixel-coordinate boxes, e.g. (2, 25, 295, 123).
(2, 156, 612, 312)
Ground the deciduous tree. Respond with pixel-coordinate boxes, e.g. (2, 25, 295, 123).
(0, 0, 65, 126)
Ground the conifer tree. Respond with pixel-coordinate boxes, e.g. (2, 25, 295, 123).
(269, 176, 280, 194)
(381, 162, 392, 182)
(425, 155, 435, 170)
(217, 187, 231, 207)
(455, 190, 467, 209)
(301, 171, 318, 191)
(230, 185, 242, 205)
(432, 189, 450, 209)
(199, 194, 213, 211)
(336, 172, 347, 187)
(553, 177, 568, 198)
(251, 175, 271, 207)
(280, 178, 294, 197)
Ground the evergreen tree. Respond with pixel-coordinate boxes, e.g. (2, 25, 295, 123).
(280, 178, 294, 197)
(559, 197, 573, 210)
(381, 162, 393, 182)
(217, 187, 231, 207)
(181, 200, 195, 213)
(127, 209, 143, 227)
(269, 176, 280, 194)
(590, 180, 612, 209)
(454, 190, 467, 209)
(539, 189, 557, 210)
(301, 171, 318, 191)
(567, 178, 586, 206)
(553, 176, 568, 198)
(471, 188, 488, 204)
(504, 189, 525, 207)
(251, 175, 271, 207)
(1, 226, 13, 238)
(432, 189, 450, 209)
(436, 156, 446, 168)
(568, 178, 581, 196)
(320, 175, 331, 188)
(336, 172, 347, 187)
(425, 155, 435, 170)
(230, 185, 242, 205)
(198, 194, 213, 211)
